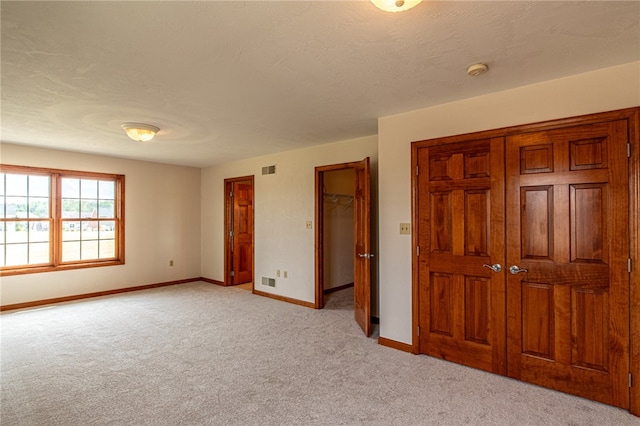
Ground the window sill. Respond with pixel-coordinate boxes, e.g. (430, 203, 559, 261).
(0, 259, 125, 277)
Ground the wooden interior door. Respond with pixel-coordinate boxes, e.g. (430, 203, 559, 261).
(354, 157, 372, 336)
(417, 138, 507, 374)
(232, 181, 253, 284)
(505, 120, 630, 408)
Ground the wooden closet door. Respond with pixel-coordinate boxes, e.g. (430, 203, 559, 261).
(417, 137, 506, 374)
(505, 120, 630, 408)
(232, 181, 253, 284)
(354, 157, 372, 337)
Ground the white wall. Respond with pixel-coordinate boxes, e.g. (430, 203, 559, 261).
(201, 135, 377, 303)
(378, 61, 640, 344)
(0, 144, 202, 305)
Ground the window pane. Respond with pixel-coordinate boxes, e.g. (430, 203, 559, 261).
(81, 240, 99, 260)
(5, 243, 28, 266)
(99, 239, 115, 258)
(6, 174, 27, 196)
(62, 199, 80, 218)
(29, 221, 50, 242)
(98, 201, 114, 218)
(0, 174, 4, 196)
(81, 221, 99, 239)
(29, 176, 50, 197)
(81, 200, 97, 217)
(62, 221, 81, 239)
(29, 242, 49, 264)
(62, 241, 80, 262)
(81, 179, 98, 199)
(6, 222, 28, 243)
(61, 178, 80, 198)
(100, 220, 115, 235)
(29, 197, 49, 218)
(0, 201, 5, 219)
(99, 180, 115, 200)
(6, 197, 27, 218)
(0, 243, 4, 266)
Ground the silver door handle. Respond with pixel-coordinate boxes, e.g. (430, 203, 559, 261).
(358, 253, 374, 258)
(509, 265, 528, 274)
(482, 263, 502, 273)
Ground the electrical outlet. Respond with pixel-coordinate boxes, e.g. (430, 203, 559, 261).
(169, 260, 174, 266)
(305, 221, 313, 229)
(276, 269, 280, 277)
(400, 223, 411, 235)
(284, 271, 288, 278)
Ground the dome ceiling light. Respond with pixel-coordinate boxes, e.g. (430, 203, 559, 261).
(121, 122, 160, 142)
(370, 0, 422, 13)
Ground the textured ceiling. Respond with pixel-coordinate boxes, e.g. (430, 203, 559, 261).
(2, 1, 639, 167)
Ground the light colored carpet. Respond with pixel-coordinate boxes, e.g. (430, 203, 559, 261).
(1, 282, 637, 425)
(234, 282, 253, 291)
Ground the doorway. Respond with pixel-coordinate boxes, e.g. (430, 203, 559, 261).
(315, 158, 372, 336)
(322, 168, 356, 302)
(224, 176, 254, 287)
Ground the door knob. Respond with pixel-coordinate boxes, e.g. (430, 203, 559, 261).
(482, 263, 502, 273)
(509, 265, 528, 274)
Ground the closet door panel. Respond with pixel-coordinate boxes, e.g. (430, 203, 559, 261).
(417, 137, 506, 374)
(506, 120, 630, 408)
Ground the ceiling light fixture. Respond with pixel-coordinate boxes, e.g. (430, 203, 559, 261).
(121, 122, 160, 142)
(371, 0, 422, 13)
(466, 63, 489, 77)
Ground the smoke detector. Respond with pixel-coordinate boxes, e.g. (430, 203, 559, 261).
(466, 63, 489, 77)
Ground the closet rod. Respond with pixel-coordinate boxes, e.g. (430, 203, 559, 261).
(323, 193, 354, 201)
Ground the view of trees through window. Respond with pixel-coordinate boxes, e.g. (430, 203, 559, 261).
(0, 166, 124, 274)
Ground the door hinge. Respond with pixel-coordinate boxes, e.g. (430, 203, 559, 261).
(230, 191, 233, 197)
(230, 230, 234, 237)
(629, 372, 633, 388)
(628, 143, 631, 158)
(231, 271, 235, 277)
(629, 258, 632, 273)
(416, 246, 420, 256)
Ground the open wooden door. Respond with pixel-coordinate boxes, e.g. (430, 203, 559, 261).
(506, 120, 630, 408)
(416, 137, 507, 374)
(354, 157, 372, 336)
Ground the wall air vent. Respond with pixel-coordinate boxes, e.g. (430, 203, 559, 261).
(262, 165, 276, 175)
(261, 277, 276, 287)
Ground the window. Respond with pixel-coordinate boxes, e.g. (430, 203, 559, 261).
(0, 165, 124, 275)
